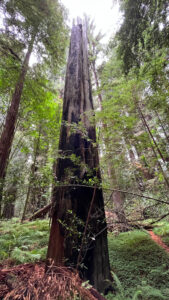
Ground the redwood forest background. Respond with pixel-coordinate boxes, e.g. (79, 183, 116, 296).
(0, 0, 169, 299)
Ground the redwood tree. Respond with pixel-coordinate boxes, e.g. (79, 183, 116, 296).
(46, 20, 111, 293)
(0, 0, 68, 213)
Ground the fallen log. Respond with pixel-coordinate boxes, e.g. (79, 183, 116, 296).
(29, 203, 52, 221)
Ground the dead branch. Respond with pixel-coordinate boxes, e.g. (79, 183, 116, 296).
(150, 212, 169, 225)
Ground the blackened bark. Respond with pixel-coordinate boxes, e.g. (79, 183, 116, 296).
(0, 34, 35, 212)
(46, 20, 111, 293)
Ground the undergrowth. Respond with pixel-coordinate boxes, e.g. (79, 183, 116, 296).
(153, 221, 169, 247)
(0, 218, 49, 264)
(107, 230, 169, 300)
(1, 219, 169, 299)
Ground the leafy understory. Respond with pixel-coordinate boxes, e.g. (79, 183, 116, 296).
(0, 218, 49, 263)
(1, 219, 169, 299)
(107, 230, 169, 299)
(153, 222, 169, 247)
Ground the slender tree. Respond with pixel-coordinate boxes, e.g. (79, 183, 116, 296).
(0, 0, 68, 213)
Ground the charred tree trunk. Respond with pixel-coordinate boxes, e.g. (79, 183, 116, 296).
(46, 20, 111, 293)
(0, 34, 35, 213)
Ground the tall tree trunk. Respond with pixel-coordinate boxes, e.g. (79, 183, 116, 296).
(46, 20, 111, 293)
(2, 181, 17, 219)
(137, 104, 166, 164)
(0, 34, 35, 213)
(91, 61, 103, 110)
(136, 102, 169, 188)
(154, 109, 169, 144)
(21, 126, 41, 222)
(108, 165, 128, 231)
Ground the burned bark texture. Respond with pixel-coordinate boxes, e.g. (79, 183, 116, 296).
(46, 20, 111, 293)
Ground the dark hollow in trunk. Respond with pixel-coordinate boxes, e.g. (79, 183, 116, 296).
(46, 20, 111, 293)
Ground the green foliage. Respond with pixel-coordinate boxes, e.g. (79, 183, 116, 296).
(116, 0, 169, 74)
(0, 218, 49, 263)
(107, 230, 169, 299)
(1, 0, 69, 71)
(153, 222, 169, 237)
(1, 220, 169, 299)
(153, 222, 169, 247)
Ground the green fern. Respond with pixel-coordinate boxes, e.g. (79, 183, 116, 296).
(132, 285, 166, 300)
(0, 219, 49, 263)
(132, 290, 142, 300)
(111, 271, 125, 299)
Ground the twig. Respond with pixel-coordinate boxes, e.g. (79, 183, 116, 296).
(54, 184, 169, 205)
(150, 212, 169, 224)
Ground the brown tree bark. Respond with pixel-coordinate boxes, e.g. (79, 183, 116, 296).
(46, 19, 111, 293)
(0, 34, 35, 214)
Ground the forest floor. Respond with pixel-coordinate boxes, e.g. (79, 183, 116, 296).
(148, 230, 169, 254)
(0, 219, 169, 299)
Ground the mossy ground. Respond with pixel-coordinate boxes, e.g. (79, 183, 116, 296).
(107, 230, 169, 300)
(0, 219, 169, 299)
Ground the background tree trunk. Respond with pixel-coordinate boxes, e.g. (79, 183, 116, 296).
(0, 34, 35, 213)
(46, 19, 111, 293)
